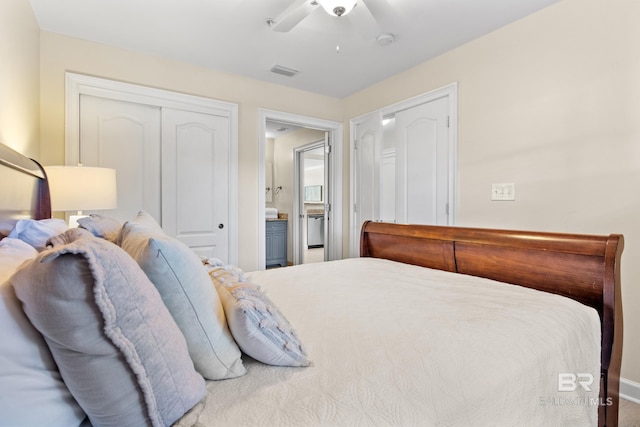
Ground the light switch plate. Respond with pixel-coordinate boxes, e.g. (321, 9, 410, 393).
(491, 183, 515, 201)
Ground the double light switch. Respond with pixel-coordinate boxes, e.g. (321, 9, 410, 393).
(491, 183, 515, 201)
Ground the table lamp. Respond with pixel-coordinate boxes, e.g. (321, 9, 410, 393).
(44, 165, 117, 227)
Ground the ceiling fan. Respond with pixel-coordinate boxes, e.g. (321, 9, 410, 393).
(268, 0, 393, 40)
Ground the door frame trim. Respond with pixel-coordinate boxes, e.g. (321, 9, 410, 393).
(65, 72, 239, 265)
(349, 82, 458, 257)
(259, 109, 343, 270)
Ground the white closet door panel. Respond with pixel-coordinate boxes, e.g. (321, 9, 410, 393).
(79, 94, 161, 222)
(162, 108, 229, 261)
(381, 149, 396, 222)
(394, 96, 449, 225)
(354, 112, 382, 231)
(403, 117, 437, 224)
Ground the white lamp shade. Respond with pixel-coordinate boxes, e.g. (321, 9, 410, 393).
(318, 0, 357, 16)
(44, 166, 117, 211)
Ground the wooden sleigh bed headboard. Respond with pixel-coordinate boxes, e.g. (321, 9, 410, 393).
(361, 220, 623, 427)
(0, 143, 50, 221)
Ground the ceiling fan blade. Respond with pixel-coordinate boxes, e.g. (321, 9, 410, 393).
(270, 0, 318, 33)
(347, 1, 381, 40)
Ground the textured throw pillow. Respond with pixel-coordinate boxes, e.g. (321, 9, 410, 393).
(118, 211, 245, 380)
(207, 262, 311, 367)
(0, 238, 88, 427)
(77, 214, 122, 243)
(7, 218, 68, 251)
(11, 229, 205, 427)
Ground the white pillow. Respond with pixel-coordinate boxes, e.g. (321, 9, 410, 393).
(207, 263, 311, 367)
(0, 238, 87, 427)
(7, 218, 68, 251)
(118, 211, 246, 380)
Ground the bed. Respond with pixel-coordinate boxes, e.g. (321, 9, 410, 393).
(0, 142, 623, 427)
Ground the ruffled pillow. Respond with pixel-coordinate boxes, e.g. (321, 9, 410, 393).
(205, 259, 311, 367)
(12, 229, 205, 427)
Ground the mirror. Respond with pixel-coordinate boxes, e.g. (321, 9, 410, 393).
(304, 185, 323, 203)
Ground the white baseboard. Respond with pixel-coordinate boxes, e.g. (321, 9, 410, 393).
(620, 377, 640, 404)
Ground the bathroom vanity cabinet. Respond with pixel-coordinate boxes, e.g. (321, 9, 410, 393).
(266, 219, 287, 268)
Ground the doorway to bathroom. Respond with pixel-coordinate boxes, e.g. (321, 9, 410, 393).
(259, 109, 343, 270)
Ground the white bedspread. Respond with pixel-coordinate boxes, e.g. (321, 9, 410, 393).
(175, 258, 601, 427)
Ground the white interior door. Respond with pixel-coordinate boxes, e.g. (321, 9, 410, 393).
(161, 108, 229, 260)
(350, 84, 457, 256)
(322, 131, 330, 260)
(79, 94, 162, 221)
(393, 96, 449, 225)
(352, 111, 382, 249)
(294, 139, 328, 265)
(381, 148, 396, 222)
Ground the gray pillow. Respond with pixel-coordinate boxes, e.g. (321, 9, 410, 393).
(11, 228, 205, 427)
(77, 214, 123, 243)
(118, 211, 245, 380)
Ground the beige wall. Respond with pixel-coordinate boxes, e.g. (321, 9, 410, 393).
(37, 31, 343, 271)
(345, 0, 640, 383)
(0, 0, 40, 158)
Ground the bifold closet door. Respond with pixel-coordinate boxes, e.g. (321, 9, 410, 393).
(161, 108, 229, 260)
(79, 94, 162, 222)
(79, 95, 230, 261)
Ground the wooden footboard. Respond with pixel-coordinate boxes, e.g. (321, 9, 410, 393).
(360, 220, 623, 427)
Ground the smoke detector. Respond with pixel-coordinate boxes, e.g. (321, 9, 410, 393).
(376, 33, 395, 46)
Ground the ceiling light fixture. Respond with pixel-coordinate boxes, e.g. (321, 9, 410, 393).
(318, 0, 357, 17)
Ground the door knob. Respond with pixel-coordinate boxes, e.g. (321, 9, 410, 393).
(218, 224, 224, 229)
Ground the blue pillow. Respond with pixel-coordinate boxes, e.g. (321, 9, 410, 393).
(118, 211, 245, 380)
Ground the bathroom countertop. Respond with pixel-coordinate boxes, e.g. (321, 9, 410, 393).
(306, 209, 325, 215)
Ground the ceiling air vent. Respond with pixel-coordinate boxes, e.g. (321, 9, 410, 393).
(270, 65, 299, 77)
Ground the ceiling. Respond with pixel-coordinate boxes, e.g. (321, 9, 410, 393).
(29, 0, 560, 98)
